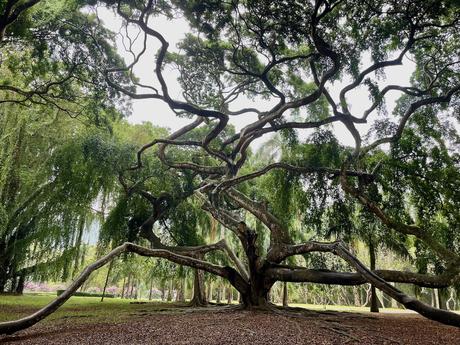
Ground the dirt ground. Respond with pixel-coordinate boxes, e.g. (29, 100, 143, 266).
(1, 308, 459, 345)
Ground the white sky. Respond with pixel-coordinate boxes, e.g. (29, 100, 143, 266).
(97, 7, 415, 149)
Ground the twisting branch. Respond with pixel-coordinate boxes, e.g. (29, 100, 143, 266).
(339, 25, 417, 116)
(340, 166, 460, 266)
(131, 188, 249, 281)
(129, 116, 204, 171)
(362, 84, 460, 154)
(112, 0, 231, 150)
(332, 241, 460, 327)
(225, 188, 291, 245)
(199, 194, 247, 241)
(268, 240, 341, 263)
(0, 242, 248, 335)
(213, 162, 374, 193)
(266, 240, 460, 327)
(0, 0, 41, 42)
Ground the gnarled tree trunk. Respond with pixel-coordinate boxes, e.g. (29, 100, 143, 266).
(190, 268, 207, 306)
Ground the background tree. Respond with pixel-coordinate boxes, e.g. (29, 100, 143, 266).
(0, 0, 131, 292)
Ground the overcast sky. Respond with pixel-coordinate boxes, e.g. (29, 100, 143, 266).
(97, 7, 415, 149)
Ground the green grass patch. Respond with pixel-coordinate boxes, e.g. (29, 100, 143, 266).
(0, 294, 418, 327)
(0, 294, 185, 325)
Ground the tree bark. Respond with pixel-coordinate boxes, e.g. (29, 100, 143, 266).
(126, 273, 132, 299)
(0, 242, 248, 335)
(71, 216, 85, 278)
(167, 279, 173, 302)
(353, 286, 361, 306)
(208, 282, 213, 302)
(227, 286, 233, 305)
(216, 284, 221, 304)
(190, 269, 207, 306)
(100, 260, 113, 302)
(121, 276, 126, 299)
(134, 280, 138, 299)
(15, 273, 25, 294)
(2, 240, 460, 336)
(433, 289, 440, 308)
(282, 281, 288, 307)
(331, 242, 460, 327)
(176, 279, 185, 302)
(129, 279, 135, 299)
(369, 240, 379, 313)
(161, 280, 166, 301)
(8, 275, 17, 293)
(438, 288, 448, 310)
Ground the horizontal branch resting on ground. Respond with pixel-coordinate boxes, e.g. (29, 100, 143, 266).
(0, 242, 247, 335)
(266, 266, 453, 288)
(297, 241, 460, 327)
(1, 238, 460, 336)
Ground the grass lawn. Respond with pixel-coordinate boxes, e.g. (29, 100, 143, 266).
(0, 293, 413, 326)
(0, 294, 188, 324)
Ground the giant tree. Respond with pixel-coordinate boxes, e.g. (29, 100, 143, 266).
(2, 0, 460, 334)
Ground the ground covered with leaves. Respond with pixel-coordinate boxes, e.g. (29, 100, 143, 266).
(0, 295, 459, 344)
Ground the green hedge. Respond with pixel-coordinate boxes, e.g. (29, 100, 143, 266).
(56, 290, 114, 298)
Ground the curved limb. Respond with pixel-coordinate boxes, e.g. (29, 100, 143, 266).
(332, 241, 460, 327)
(339, 168, 460, 266)
(0, 242, 247, 335)
(267, 240, 460, 327)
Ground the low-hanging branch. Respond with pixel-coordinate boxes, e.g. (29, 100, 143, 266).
(331, 241, 460, 327)
(3, 238, 460, 335)
(267, 241, 460, 327)
(0, 242, 248, 335)
(266, 266, 455, 289)
(11, 0, 456, 335)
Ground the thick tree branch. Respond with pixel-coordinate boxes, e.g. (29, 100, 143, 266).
(0, 242, 248, 335)
(332, 241, 460, 327)
(225, 188, 291, 245)
(266, 266, 455, 288)
(269, 239, 460, 327)
(340, 168, 460, 266)
(214, 163, 373, 193)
